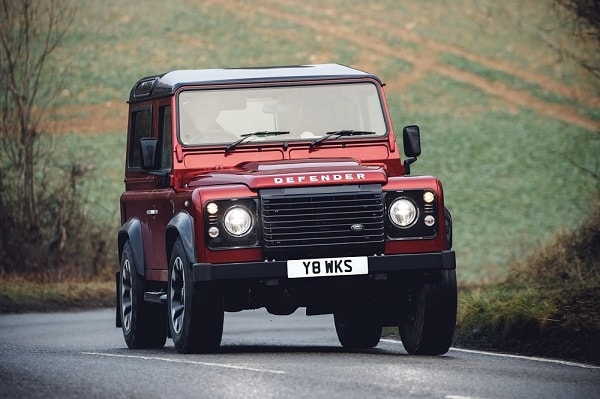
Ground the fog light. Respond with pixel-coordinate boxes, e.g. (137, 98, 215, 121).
(208, 226, 220, 238)
(424, 215, 435, 226)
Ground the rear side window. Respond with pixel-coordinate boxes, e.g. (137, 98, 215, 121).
(159, 105, 172, 170)
(128, 107, 152, 168)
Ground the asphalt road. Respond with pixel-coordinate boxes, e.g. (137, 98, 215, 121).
(1, 308, 598, 398)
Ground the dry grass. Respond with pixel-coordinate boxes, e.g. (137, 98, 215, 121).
(454, 200, 600, 364)
(0, 276, 113, 313)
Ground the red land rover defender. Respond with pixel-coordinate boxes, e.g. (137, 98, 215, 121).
(116, 64, 456, 354)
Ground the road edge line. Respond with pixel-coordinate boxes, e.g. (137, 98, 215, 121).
(379, 338, 600, 370)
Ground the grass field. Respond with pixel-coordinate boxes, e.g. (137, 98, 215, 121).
(49, 0, 599, 284)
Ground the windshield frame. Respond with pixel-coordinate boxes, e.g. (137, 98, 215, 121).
(175, 80, 389, 148)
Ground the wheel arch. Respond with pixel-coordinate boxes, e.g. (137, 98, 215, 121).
(166, 211, 197, 265)
(118, 218, 145, 277)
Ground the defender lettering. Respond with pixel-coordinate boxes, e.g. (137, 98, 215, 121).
(273, 173, 366, 185)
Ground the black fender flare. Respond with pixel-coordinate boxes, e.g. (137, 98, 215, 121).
(444, 207, 453, 250)
(166, 211, 197, 265)
(118, 218, 145, 277)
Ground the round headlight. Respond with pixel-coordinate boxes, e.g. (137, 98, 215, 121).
(223, 206, 253, 237)
(389, 198, 418, 228)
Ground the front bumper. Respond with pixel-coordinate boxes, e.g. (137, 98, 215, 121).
(192, 250, 455, 282)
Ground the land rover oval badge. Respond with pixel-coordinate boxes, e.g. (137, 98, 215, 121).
(350, 224, 365, 232)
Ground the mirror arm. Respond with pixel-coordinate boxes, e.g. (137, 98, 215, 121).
(403, 157, 417, 175)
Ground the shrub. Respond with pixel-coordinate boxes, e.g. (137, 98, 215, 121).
(455, 199, 600, 363)
(0, 140, 113, 280)
(508, 199, 600, 287)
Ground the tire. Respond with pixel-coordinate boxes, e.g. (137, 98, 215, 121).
(399, 269, 457, 355)
(334, 306, 382, 349)
(119, 240, 167, 349)
(168, 237, 224, 354)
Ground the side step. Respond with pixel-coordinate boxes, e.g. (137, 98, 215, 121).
(144, 291, 167, 305)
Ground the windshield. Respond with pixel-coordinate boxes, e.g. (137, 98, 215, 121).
(177, 83, 387, 146)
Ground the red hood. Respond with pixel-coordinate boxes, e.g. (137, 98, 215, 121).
(187, 159, 388, 190)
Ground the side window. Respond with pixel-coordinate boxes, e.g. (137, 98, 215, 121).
(128, 107, 152, 168)
(159, 105, 172, 170)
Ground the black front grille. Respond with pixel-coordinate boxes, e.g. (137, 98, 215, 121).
(260, 185, 385, 259)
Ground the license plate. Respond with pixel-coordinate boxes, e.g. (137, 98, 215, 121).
(287, 256, 368, 279)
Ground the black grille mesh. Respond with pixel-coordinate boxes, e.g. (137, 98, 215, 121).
(260, 185, 384, 259)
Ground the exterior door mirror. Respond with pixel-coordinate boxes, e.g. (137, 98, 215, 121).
(402, 125, 421, 158)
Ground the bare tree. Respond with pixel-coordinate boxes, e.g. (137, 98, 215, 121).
(554, 0, 600, 80)
(0, 0, 74, 230)
(552, 0, 600, 188)
(0, 0, 94, 277)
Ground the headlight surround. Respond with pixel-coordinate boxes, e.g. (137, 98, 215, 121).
(389, 198, 418, 228)
(223, 206, 253, 237)
(205, 198, 259, 249)
(385, 190, 438, 240)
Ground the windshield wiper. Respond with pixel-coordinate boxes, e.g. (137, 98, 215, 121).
(309, 130, 376, 149)
(225, 131, 290, 153)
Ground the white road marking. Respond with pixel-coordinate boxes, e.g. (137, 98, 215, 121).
(380, 338, 600, 370)
(82, 352, 286, 374)
(445, 396, 491, 399)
